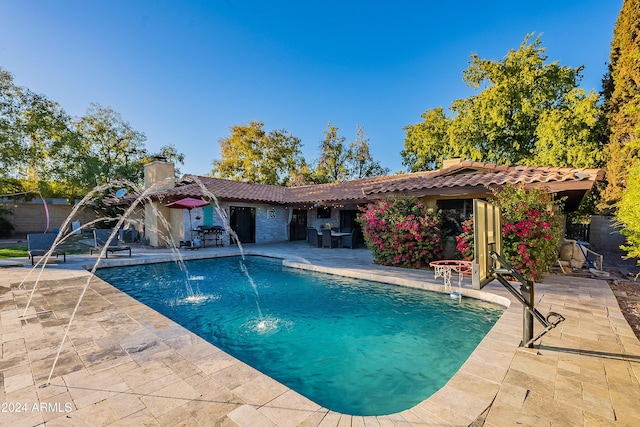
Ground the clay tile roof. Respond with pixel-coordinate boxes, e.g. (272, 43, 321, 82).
(285, 172, 429, 203)
(149, 161, 604, 205)
(362, 161, 604, 196)
(162, 175, 287, 203)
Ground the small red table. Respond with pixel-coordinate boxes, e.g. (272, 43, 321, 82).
(429, 260, 472, 291)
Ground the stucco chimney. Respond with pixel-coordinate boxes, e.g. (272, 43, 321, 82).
(143, 160, 176, 247)
(144, 159, 175, 191)
(442, 158, 463, 169)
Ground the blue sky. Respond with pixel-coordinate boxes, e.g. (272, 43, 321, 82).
(1, 0, 621, 176)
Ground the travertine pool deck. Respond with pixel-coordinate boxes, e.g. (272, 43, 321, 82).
(1, 241, 639, 426)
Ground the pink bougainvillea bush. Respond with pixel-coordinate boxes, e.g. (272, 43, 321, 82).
(493, 183, 563, 282)
(455, 183, 563, 282)
(357, 197, 443, 269)
(455, 218, 474, 261)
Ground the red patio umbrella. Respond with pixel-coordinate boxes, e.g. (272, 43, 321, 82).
(165, 197, 210, 244)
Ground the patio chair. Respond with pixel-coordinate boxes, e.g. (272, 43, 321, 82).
(322, 229, 339, 248)
(341, 228, 360, 249)
(91, 229, 132, 258)
(27, 233, 66, 266)
(307, 227, 321, 247)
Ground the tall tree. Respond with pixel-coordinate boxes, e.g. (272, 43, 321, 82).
(0, 67, 76, 195)
(402, 107, 450, 170)
(1, 67, 182, 200)
(0, 67, 26, 174)
(348, 125, 390, 179)
(402, 34, 604, 171)
(313, 123, 350, 183)
(310, 123, 390, 183)
(601, 0, 640, 211)
(211, 121, 305, 185)
(68, 103, 148, 189)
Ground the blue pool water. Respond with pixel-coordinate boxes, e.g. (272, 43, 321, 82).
(95, 256, 504, 415)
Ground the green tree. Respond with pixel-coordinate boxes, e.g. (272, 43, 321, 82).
(617, 161, 640, 264)
(311, 123, 389, 183)
(1, 67, 182, 201)
(0, 66, 76, 196)
(602, 0, 640, 211)
(211, 121, 305, 185)
(402, 107, 451, 170)
(65, 103, 147, 191)
(22, 93, 77, 186)
(0, 67, 26, 174)
(402, 34, 604, 171)
(533, 88, 604, 167)
(348, 125, 390, 178)
(313, 123, 350, 183)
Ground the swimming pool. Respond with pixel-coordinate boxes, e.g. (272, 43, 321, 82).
(95, 256, 504, 416)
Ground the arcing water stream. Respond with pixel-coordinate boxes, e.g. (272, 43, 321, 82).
(20, 175, 270, 387)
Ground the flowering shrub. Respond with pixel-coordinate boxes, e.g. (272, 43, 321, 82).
(493, 184, 563, 282)
(454, 184, 563, 282)
(455, 218, 474, 260)
(357, 197, 443, 269)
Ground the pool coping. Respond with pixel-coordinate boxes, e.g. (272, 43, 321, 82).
(92, 253, 515, 424)
(2, 243, 639, 426)
(99, 249, 521, 426)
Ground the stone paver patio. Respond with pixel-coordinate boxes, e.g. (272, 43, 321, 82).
(1, 241, 639, 426)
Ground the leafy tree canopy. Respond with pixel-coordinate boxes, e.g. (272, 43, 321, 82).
(617, 161, 640, 264)
(211, 120, 306, 186)
(0, 67, 184, 201)
(310, 123, 389, 184)
(602, 0, 640, 210)
(212, 121, 389, 186)
(312, 123, 351, 183)
(1, 67, 75, 186)
(402, 34, 604, 171)
(349, 125, 390, 179)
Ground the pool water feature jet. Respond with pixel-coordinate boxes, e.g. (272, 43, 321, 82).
(20, 180, 144, 314)
(189, 176, 267, 325)
(145, 197, 205, 300)
(34, 174, 265, 388)
(239, 260, 264, 322)
(35, 177, 204, 387)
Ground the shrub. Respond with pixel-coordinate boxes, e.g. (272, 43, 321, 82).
(494, 184, 563, 282)
(358, 197, 443, 269)
(617, 162, 640, 264)
(0, 205, 14, 238)
(455, 218, 474, 260)
(455, 184, 563, 282)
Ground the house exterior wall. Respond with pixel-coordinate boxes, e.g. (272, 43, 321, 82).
(184, 201, 289, 245)
(307, 207, 340, 231)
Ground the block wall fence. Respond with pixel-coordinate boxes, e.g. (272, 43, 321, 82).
(2, 201, 101, 238)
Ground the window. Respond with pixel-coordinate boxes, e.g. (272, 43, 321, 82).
(317, 206, 331, 218)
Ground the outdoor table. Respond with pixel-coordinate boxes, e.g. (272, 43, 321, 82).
(429, 260, 472, 292)
(331, 232, 350, 247)
(316, 231, 351, 248)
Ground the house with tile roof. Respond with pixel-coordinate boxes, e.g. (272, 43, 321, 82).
(140, 159, 604, 249)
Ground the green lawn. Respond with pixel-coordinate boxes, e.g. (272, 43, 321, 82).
(0, 246, 28, 258)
